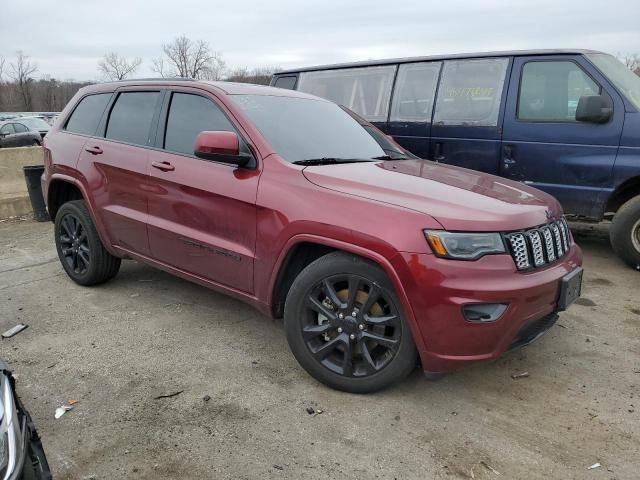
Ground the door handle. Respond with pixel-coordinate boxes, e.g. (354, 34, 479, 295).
(503, 144, 516, 168)
(433, 142, 445, 162)
(85, 146, 103, 155)
(151, 161, 175, 172)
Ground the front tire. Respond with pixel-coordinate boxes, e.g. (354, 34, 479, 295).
(284, 252, 417, 393)
(610, 196, 640, 270)
(54, 200, 121, 285)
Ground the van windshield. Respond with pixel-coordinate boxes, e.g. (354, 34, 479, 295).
(587, 53, 640, 110)
(232, 95, 390, 163)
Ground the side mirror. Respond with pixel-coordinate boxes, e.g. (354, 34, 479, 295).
(194, 131, 252, 167)
(575, 95, 613, 124)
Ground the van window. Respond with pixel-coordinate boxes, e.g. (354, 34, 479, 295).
(65, 93, 112, 136)
(433, 58, 508, 126)
(297, 66, 395, 122)
(164, 93, 236, 156)
(518, 61, 600, 122)
(587, 53, 640, 110)
(106, 91, 160, 146)
(390, 62, 441, 122)
(273, 76, 297, 90)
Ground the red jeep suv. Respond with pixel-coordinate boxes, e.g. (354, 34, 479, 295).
(42, 80, 583, 393)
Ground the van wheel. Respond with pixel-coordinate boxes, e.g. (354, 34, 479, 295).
(610, 195, 640, 270)
(284, 252, 417, 393)
(54, 200, 121, 285)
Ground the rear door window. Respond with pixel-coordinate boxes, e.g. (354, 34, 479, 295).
(517, 61, 600, 121)
(164, 92, 236, 156)
(390, 62, 441, 122)
(65, 93, 112, 136)
(14, 123, 29, 133)
(106, 91, 160, 146)
(297, 66, 396, 122)
(273, 76, 297, 90)
(433, 58, 509, 126)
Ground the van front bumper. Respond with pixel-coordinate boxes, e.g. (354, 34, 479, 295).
(395, 244, 583, 374)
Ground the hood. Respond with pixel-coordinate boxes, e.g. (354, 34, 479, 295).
(302, 159, 562, 232)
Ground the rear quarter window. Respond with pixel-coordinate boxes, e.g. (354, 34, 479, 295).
(65, 93, 112, 136)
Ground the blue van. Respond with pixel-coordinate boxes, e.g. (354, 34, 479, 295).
(271, 50, 640, 268)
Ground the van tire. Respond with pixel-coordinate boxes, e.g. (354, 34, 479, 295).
(284, 251, 417, 393)
(610, 195, 640, 270)
(54, 200, 121, 285)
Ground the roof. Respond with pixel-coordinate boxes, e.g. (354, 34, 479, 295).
(81, 78, 317, 98)
(274, 49, 605, 75)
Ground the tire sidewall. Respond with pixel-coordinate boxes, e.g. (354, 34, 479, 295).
(284, 253, 417, 393)
(610, 196, 640, 269)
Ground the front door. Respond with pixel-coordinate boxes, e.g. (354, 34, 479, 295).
(0, 123, 16, 147)
(146, 89, 258, 293)
(501, 55, 623, 218)
(429, 57, 511, 173)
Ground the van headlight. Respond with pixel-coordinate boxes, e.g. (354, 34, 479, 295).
(424, 230, 506, 260)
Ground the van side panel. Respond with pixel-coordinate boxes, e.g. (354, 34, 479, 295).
(608, 112, 640, 213)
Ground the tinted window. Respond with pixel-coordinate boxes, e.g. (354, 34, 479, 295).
(0, 124, 15, 135)
(273, 76, 297, 90)
(234, 95, 387, 163)
(433, 58, 509, 126)
(65, 93, 112, 136)
(390, 62, 441, 122)
(518, 61, 601, 121)
(297, 66, 396, 122)
(164, 93, 236, 155)
(13, 123, 29, 133)
(106, 92, 160, 145)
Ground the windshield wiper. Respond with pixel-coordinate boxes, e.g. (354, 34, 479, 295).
(371, 154, 408, 160)
(292, 158, 375, 166)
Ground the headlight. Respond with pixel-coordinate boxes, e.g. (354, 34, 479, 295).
(0, 373, 20, 480)
(424, 230, 506, 260)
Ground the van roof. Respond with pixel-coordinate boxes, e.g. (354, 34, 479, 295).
(274, 49, 605, 75)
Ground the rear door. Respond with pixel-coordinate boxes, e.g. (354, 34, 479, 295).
(430, 57, 510, 173)
(386, 62, 441, 158)
(77, 88, 162, 256)
(146, 88, 259, 293)
(12, 122, 34, 146)
(502, 55, 623, 217)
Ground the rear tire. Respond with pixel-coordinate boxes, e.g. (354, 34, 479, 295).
(284, 252, 417, 393)
(54, 200, 121, 285)
(610, 195, 640, 270)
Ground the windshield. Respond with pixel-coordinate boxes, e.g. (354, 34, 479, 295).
(232, 95, 389, 163)
(587, 53, 640, 110)
(18, 117, 50, 130)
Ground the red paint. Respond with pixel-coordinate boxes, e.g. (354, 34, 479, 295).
(43, 80, 583, 374)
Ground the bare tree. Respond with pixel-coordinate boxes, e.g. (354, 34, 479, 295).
(226, 66, 280, 85)
(0, 56, 5, 82)
(153, 35, 225, 80)
(98, 52, 142, 81)
(9, 51, 38, 110)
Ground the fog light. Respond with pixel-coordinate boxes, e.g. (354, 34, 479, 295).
(462, 303, 508, 322)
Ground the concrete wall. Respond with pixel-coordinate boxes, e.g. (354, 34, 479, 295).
(0, 147, 44, 219)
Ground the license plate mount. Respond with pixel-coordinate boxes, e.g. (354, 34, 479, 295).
(557, 267, 583, 311)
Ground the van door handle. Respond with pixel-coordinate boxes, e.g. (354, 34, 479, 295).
(85, 146, 103, 155)
(151, 161, 175, 172)
(503, 144, 516, 167)
(433, 142, 445, 162)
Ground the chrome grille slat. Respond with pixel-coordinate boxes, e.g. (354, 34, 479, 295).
(506, 217, 571, 271)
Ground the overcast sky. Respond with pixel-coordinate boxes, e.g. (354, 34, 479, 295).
(1, 0, 639, 81)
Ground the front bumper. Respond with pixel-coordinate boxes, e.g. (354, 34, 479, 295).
(395, 244, 583, 374)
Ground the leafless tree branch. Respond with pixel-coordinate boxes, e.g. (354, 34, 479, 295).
(157, 35, 226, 80)
(98, 52, 142, 81)
(9, 51, 38, 110)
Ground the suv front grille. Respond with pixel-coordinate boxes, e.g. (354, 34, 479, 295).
(505, 217, 571, 271)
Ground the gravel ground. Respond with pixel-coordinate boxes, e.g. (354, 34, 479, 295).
(0, 219, 638, 480)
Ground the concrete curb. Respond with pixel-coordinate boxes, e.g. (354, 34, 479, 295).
(0, 147, 44, 219)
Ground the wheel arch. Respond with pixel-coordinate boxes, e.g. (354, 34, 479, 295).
(268, 234, 427, 356)
(606, 176, 640, 215)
